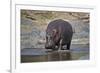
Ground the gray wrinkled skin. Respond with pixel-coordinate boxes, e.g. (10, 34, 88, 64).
(45, 19, 73, 50)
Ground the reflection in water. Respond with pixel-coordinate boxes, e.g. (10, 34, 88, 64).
(21, 44, 89, 63)
(21, 51, 89, 63)
(21, 51, 71, 63)
(47, 51, 71, 61)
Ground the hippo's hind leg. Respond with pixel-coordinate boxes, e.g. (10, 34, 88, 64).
(67, 41, 71, 50)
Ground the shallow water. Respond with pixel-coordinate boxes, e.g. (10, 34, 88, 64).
(21, 44, 89, 63)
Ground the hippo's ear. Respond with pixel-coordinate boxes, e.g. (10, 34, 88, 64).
(53, 29, 57, 33)
(52, 29, 58, 37)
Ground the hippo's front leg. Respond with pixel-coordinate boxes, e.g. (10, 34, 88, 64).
(58, 39, 63, 51)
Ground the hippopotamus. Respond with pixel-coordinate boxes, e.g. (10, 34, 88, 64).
(45, 19, 73, 50)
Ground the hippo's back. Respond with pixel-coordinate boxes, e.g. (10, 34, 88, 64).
(47, 19, 73, 34)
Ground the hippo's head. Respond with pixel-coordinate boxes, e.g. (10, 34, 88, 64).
(45, 29, 60, 49)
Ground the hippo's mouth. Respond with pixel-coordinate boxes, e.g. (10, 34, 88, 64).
(45, 46, 54, 49)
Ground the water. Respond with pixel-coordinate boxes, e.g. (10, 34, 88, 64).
(21, 44, 89, 63)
